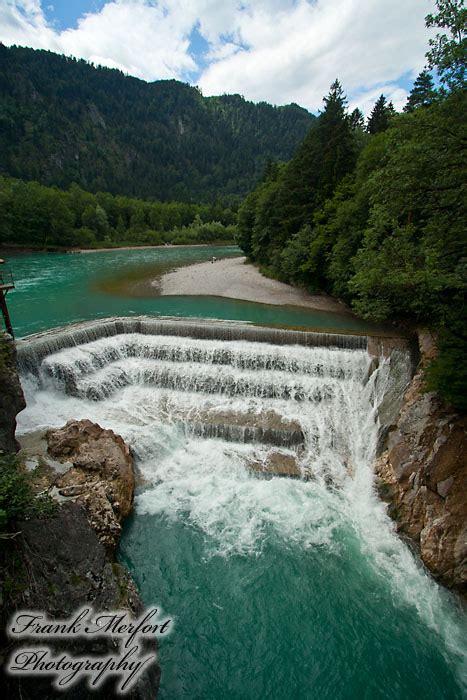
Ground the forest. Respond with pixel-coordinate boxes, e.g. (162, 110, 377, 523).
(0, 176, 237, 248)
(235, 1, 466, 411)
(0, 44, 313, 203)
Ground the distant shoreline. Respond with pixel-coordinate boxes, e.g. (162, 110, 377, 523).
(0, 242, 235, 256)
(77, 243, 233, 254)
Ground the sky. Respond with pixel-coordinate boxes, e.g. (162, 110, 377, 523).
(0, 0, 437, 114)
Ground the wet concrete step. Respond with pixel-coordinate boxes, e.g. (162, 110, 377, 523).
(177, 409, 304, 448)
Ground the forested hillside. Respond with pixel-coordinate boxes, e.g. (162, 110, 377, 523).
(0, 45, 314, 203)
(236, 0, 466, 410)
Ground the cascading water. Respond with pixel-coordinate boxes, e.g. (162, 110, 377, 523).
(16, 322, 467, 699)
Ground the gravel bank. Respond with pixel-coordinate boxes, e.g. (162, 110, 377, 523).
(158, 256, 349, 312)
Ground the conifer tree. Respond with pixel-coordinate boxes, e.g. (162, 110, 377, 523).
(350, 108, 365, 130)
(316, 80, 356, 194)
(366, 95, 393, 134)
(404, 69, 438, 111)
(278, 79, 356, 238)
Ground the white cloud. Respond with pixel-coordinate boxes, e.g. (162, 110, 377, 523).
(206, 41, 242, 62)
(0, 0, 436, 112)
(197, 0, 434, 112)
(0, 0, 197, 80)
(60, 2, 196, 80)
(0, 0, 55, 49)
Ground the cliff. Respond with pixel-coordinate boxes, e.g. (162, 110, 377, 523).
(2, 500, 160, 699)
(0, 334, 26, 452)
(376, 331, 466, 596)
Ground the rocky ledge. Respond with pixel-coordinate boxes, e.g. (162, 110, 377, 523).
(2, 419, 160, 698)
(375, 331, 466, 596)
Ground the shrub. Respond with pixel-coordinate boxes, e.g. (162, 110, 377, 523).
(0, 453, 56, 533)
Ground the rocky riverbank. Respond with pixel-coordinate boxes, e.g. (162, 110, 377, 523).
(375, 331, 467, 597)
(2, 418, 161, 698)
(0, 335, 26, 453)
(46, 419, 136, 549)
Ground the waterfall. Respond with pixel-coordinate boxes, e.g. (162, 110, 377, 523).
(15, 315, 368, 375)
(16, 319, 410, 479)
(16, 318, 467, 686)
(17, 325, 377, 478)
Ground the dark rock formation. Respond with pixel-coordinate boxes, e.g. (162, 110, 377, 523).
(2, 420, 160, 698)
(0, 333, 26, 452)
(375, 330, 467, 596)
(46, 420, 135, 549)
(2, 502, 160, 699)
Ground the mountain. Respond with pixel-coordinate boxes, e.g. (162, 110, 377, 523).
(0, 45, 315, 203)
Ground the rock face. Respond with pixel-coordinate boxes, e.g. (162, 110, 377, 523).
(2, 502, 160, 700)
(0, 334, 26, 452)
(46, 419, 135, 549)
(375, 330, 467, 596)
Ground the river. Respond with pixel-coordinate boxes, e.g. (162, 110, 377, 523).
(7, 246, 467, 699)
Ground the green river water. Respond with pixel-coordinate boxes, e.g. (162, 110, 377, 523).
(7, 246, 467, 700)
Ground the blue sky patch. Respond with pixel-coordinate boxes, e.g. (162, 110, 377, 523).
(43, 0, 107, 31)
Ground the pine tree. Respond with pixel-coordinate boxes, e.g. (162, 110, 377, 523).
(350, 108, 365, 130)
(279, 79, 356, 237)
(316, 80, 356, 194)
(236, 80, 357, 272)
(404, 69, 438, 111)
(387, 101, 396, 117)
(367, 95, 393, 134)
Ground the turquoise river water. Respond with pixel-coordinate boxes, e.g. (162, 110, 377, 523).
(7, 246, 467, 700)
(5, 246, 378, 338)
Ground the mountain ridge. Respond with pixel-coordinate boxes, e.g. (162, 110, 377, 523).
(0, 44, 315, 203)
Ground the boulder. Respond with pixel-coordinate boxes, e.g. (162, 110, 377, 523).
(46, 420, 135, 549)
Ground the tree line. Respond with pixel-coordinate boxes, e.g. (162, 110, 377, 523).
(0, 177, 237, 248)
(235, 0, 466, 411)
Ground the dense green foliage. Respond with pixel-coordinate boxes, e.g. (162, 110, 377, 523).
(236, 3, 466, 411)
(0, 45, 314, 204)
(236, 80, 359, 274)
(426, 0, 466, 91)
(0, 176, 237, 248)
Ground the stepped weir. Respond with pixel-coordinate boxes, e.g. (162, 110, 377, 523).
(16, 316, 412, 479)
